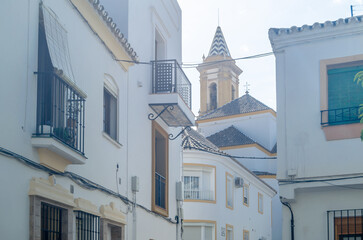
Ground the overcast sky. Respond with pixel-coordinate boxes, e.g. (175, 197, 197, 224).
(178, 0, 363, 115)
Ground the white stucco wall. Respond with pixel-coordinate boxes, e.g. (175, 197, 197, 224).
(183, 150, 276, 240)
(0, 0, 185, 239)
(270, 17, 363, 240)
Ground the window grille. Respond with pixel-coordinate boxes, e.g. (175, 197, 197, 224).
(41, 202, 63, 240)
(155, 172, 166, 209)
(75, 211, 100, 240)
(327, 209, 363, 240)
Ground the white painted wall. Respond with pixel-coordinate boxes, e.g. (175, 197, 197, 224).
(270, 17, 363, 240)
(198, 112, 276, 151)
(183, 150, 276, 240)
(0, 0, 185, 239)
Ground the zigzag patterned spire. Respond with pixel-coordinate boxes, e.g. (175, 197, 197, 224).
(208, 26, 231, 57)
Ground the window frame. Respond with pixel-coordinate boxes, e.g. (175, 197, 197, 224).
(183, 163, 216, 203)
(103, 86, 118, 141)
(226, 224, 234, 240)
(258, 192, 264, 214)
(30, 196, 74, 240)
(320, 54, 363, 141)
(75, 210, 100, 240)
(151, 121, 169, 217)
(100, 218, 125, 240)
(243, 229, 250, 240)
(243, 184, 249, 207)
(183, 220, 217, 240)
(225, 172, 234, 210)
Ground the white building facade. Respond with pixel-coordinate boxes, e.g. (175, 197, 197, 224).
(0, 0, 193, 240)
(269, 16, 363, 240)
(182, 130, 276, 240)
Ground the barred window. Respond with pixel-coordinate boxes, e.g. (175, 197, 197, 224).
(41, 202, 63, 240)
(75, 211, 100, 240)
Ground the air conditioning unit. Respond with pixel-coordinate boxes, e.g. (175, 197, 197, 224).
(234, 177, 244, 188)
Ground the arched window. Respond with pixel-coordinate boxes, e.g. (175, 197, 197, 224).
(232, 85, 236, 100)
(209, 83, 217, 110)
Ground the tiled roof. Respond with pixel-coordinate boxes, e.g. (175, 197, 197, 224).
(198, 93, 273, 121)
(182, 129, 229, 156)
(206, 126, 255, 148)
(87, 0, 138, 61)
(208, 26, 231, 57)
(269, 15, 363, 37)
(271, 143, 277, 154)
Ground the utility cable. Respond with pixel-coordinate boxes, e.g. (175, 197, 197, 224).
(185, 146, 277, 159)
(113, 51, 276, 69)
(0, 146, 177, 224)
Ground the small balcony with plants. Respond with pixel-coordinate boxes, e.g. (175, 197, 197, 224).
(32, 72, 87, 172)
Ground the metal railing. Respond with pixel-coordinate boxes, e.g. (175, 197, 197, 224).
(41, 202, 63, 240)
(184, 190, 215, 201)
(34, 72, 85, 155)
(321, 106, 360, 126)
(75, 211, 100, 240)
(151, 60, 192, 108)
(327, 209, 363, 240)
(155, 172, 166, 209)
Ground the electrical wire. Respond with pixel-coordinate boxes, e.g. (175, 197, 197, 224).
(185, 146, 277, 159)
(279, 175, 363, 186)
(113, 51, 275, 69)
(0, 146, 177, 224)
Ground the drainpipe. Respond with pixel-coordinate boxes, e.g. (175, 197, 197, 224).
(281, 199, 294, 240)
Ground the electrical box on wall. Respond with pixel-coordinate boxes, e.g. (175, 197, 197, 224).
(176, 181, 184, 201)
(131, 176, 139, 192)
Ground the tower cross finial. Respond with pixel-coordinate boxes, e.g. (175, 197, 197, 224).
(244, 82, 250, 94)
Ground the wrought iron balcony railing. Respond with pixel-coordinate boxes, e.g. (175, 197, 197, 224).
(155, 172, 166, 209)
(327, 209, 363, 240)
(151, 60, 192, 108)
(184, 189, 215, 201)
(321, 106, 360, 126)
(34, 72, 85, 155)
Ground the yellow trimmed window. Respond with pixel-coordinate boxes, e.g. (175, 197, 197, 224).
(243, 230, 250, 240)
(243, 184, 249, 206)
(226, 173, 233, 209)
(152, 122, 169, 216)
(258, 193, 264, 214)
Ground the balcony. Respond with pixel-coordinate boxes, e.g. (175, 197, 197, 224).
(155, 172, 166, 209)
(148, 60, 195, 127)
(327, 209, 363, 240)
(184, 190, 215, 201)
(32, 72, 86, 171)
(321, 106, 360, 126)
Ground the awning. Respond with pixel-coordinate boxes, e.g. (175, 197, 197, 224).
(41, 4, 75, 83)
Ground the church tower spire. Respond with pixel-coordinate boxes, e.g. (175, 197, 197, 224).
(198, 26, 243, 116)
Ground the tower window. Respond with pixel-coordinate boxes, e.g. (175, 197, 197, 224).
(232, 85, 236, 100)
(209, 83, 217, 110)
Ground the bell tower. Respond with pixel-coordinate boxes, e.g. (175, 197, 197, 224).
(198, 26, 242, 116)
